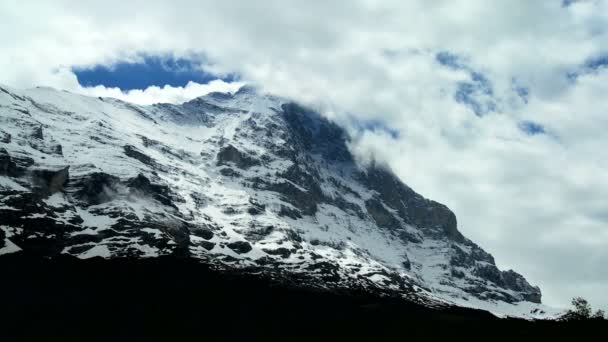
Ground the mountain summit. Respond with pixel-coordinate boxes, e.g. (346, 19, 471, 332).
(0, 84, 552, 318)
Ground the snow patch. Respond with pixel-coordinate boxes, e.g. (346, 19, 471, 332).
(0, 239, 22, 255)
(0, 176, 28, 191)
(78, 245, 112, 259)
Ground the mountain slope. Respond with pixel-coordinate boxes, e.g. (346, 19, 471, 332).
(0, 84, 556, 318)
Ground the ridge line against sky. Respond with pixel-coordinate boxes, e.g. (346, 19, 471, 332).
(1, 0, 607, 310)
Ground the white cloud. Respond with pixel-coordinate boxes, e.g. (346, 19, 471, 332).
(80, 80, 244, 105)
(350, 68, 608, 309)
(1, 0, 607, 310)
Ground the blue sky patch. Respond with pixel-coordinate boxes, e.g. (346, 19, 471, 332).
(352, 118, 400, 139)
(454, 82, 493, 116)
(436, 51, 464, 70)
(518, 121, 546, 135)
(436, 51, 497, 116)
(585, 55, 608, 71)
(566, 54, 608, 82)
(73, 55, 238, 90)
(513, 82, 530, 104)
(561, 0, 579, 7)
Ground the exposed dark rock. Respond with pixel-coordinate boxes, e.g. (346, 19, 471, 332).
(189, 193, 207, 209)
(0, 209, 76, 256)
(317, 240, 347, 251)
(0, 131, 11, 143)
(1, 192, 47, 214)
(140, 136, 158, 148)
(281, 102, 352, 162)
(247, 205, 265, 215)
(227, 241, 252, 254)
(310, 252, 323, 260)
(219, 167, 241, 177)
(524, 292, 542, 305)
(285, 230, 303, 243)
(122, 103, 158, 124)
(31, 166, 70, 197)
(222, 207, 238, 215)
(162, 222, 191, 257)
(474, 264, 503, 285)
(182, 97, 228, 118)
(450, 246, 476, 268)
(243, 224, 274, 242)
(269, 182, 319, 216)
(0, 86, 26, 101)
(253, 256, 275, 265)
(0, 149, 34, 177)
(13, 107, 30, 115)
(234, 84, 257, 96)
(474, 289, 515, 303)
(451, 268, 466, 279)
(361, 166, 464, 242)
(124, 145, 155, 166)
(196, 240, 215, 251)
(74, 172, 120, 205)
(502, 270, 542, 303)
(52, 144, 63, 156)
(127, 174, 176, 208)
(68, 234, 104, 246)
(216, 145, 260, 169)
(278, 205, 302, 219)
(264, 164, 326, 216)
(398, 231, 422, 243)
(306, 261, 342, 282)
(328, 178, 361, 199)
(448, 243, 531, 302)
(470, 244, 495, 264)
(190, 226, 214, 240)
(206, 91, 233, 101)
(331, 197, 365, 219)
(247, 199, 266, 215)
(0, 148, 20, 177)
(263, 247, 292, 259)
(139, 135, 187, 160)
(365, 198, 401, 230)
(32, 126, 43, 140)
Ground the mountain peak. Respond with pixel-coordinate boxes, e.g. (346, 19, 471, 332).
(233, 84, 258, 96)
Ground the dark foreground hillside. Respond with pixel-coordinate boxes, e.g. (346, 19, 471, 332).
(0, 253, 605, 340)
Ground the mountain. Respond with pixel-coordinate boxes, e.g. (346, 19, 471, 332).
(0, 84, 557, 318)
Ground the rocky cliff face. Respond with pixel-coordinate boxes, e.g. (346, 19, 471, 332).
(0, 84, 548, 317)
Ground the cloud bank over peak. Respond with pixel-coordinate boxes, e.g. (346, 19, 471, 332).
(1, 0, 607, 309)
(80, 80, 243, 105)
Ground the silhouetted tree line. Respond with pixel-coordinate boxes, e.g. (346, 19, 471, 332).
(561, 297, 606, 321)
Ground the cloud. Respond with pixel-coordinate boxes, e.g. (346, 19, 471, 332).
(1, 0, 607, 309)
(80, 80, 244, 105)
(350, 68, 608, 309)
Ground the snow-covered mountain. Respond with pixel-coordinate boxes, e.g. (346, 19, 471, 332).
(0, 84, 558, 318)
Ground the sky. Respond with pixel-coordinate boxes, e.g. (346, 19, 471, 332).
(1, 0, 607, 311)
(74, 56, 239, 89)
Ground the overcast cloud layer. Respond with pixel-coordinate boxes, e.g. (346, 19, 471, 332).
(1, 0, 607, 310)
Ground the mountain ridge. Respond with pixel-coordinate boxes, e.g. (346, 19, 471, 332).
(0, 84, 556, 318)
